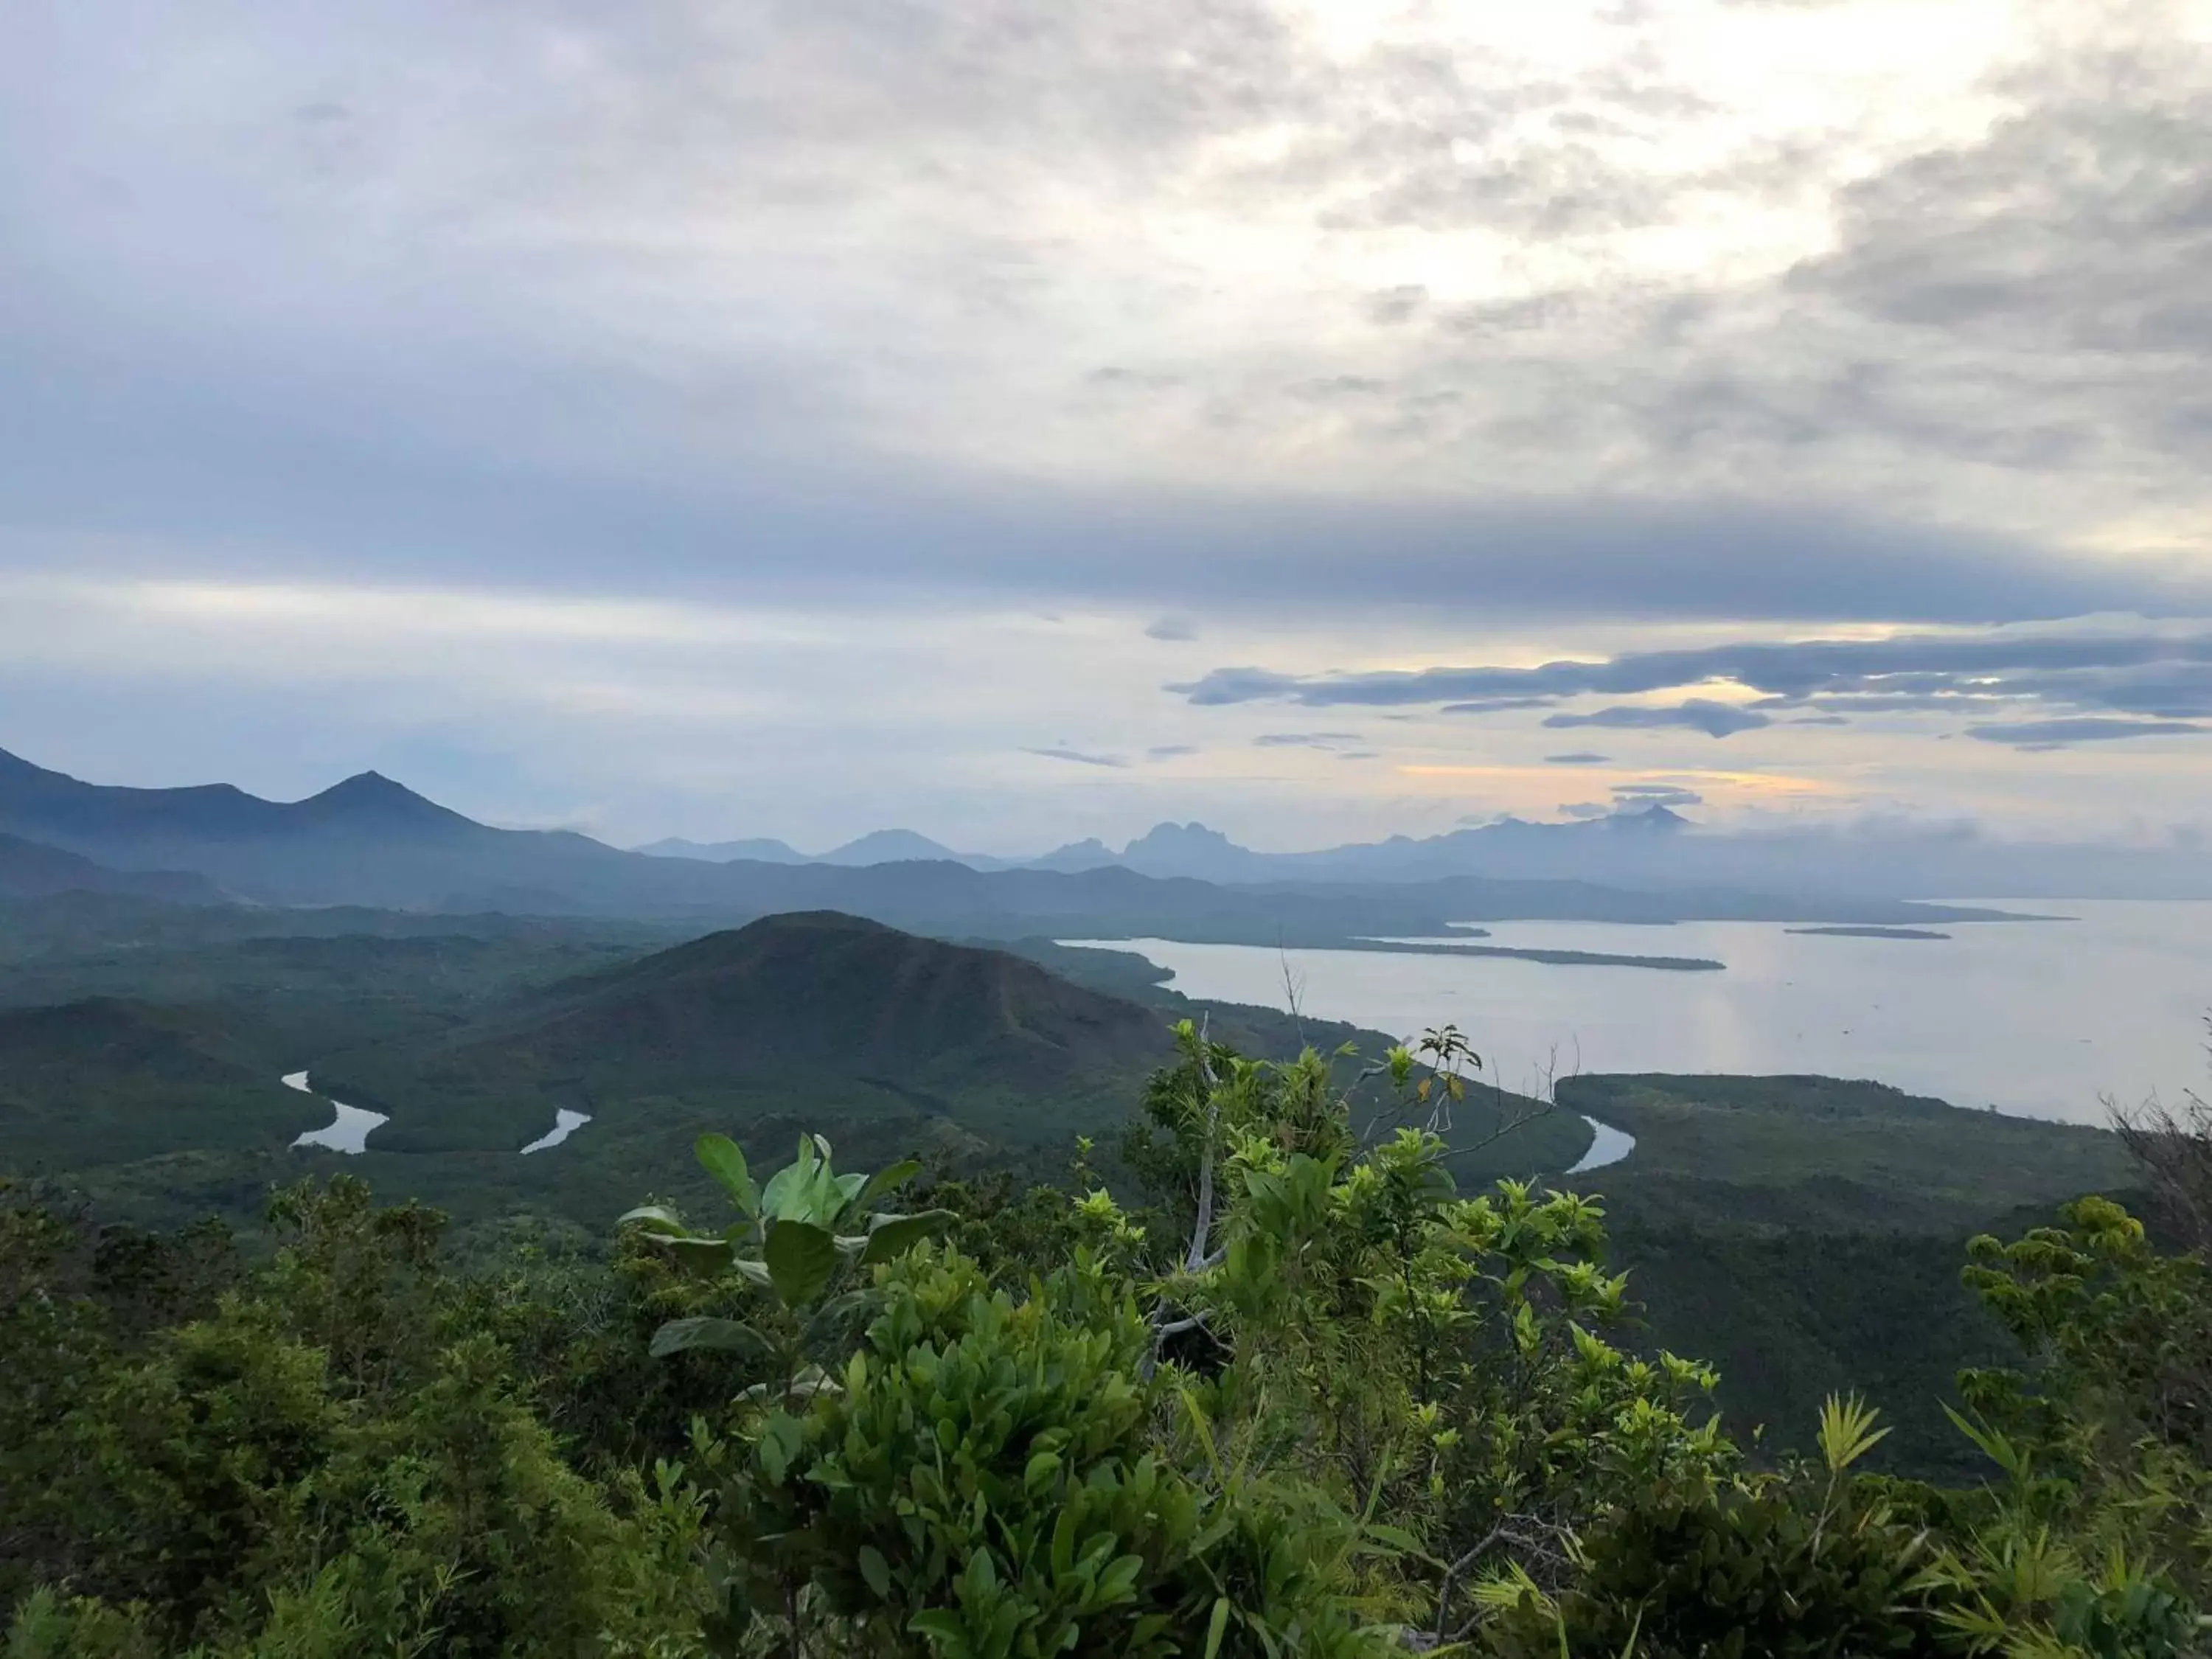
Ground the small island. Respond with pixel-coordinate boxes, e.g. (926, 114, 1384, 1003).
(1785, 925, 1952, 941)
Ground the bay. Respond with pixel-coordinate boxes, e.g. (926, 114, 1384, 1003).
(1067, 899, 2212, 1126)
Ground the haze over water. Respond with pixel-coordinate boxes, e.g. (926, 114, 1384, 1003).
(1077, 900, 2212, 1127)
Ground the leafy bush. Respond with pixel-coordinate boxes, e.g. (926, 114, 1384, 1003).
(689, 1244, 1391, 1658)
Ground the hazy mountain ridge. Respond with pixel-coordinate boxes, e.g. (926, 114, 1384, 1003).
(637, 804, 2212, 900)
(0, 745, 2004, 931)
(0, 832, 226, 905)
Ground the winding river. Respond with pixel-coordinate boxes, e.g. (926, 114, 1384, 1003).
(282, 1071, 389, 1155)
(281, 1072, 589, 1157)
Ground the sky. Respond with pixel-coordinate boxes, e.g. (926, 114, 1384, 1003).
(4, 0, 2211, 853)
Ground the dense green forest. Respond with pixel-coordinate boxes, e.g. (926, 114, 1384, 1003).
(7, 1015, 2209, 1656)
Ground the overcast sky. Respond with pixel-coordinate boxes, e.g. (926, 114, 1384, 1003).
(4, 0, 2211, 852)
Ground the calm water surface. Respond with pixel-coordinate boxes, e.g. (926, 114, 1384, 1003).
(283, 1070, 389, 1155)
(1068, 900, 2212, 1126)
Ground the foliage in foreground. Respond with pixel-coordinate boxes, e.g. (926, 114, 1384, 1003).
(4, 1021, 2211, 1656)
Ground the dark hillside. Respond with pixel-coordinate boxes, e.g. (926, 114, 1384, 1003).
(1562, 1073, 2133, 1231)
(1561, 1075, 2140, 1475)
(491, 911, 1171, 1085)
(0, 999, 319, 1183)
(313, 915, 1188, 1203)
(0, 832, 223, 905)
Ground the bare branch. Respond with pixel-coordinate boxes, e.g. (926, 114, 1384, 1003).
(1278, 939, 1309, 1047)
(1185, 1014, 1223, 1273)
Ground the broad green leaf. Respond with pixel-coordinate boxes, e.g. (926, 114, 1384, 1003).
(761, 1135, 822, 1220)
(859, 1545, 891, 1599)
(695, 1134, 758, 1214)
(855, 1158, 922, 1212)
(860, 1209, 956, 1266)
(649, 1317, 773, 1360)
(616, 1203, 687, 1231)
(908, 1610, 964, 1646)
(1203, 1596, 1231, 1659)
(667, 1237, 737, 1277)
(763, 1218, 840, 1307)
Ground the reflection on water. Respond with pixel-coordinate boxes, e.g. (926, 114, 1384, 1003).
(1065, 900, 2212, 1126)
(282, 1070, 389, 1155)
(1566, 1117, 1637, 1173)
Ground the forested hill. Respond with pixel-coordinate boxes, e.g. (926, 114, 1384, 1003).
(474, 911, 1174, 1083)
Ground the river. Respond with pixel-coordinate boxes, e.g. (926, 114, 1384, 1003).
(282, 1071, 389, 1155)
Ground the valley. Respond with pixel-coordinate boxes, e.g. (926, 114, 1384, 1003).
(0, 749, 2183, 1480)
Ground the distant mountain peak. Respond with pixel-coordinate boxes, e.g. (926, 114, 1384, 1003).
(821, 828, 963, 865)
(297, 771, 472, 828)
(1607, 804, 1691, 831)
(634, 835, 810, 865)
(1124, 820, 1239, 853)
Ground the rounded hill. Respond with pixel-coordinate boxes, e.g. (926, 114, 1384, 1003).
(487, 911, 1172, 1084)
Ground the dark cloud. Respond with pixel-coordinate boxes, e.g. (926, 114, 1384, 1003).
(1144, 616, 1198, 641)
(1966, 719, 2210, 751)
(1543, 700, 1771, 738)
(1441, 696, 1561, 714)
(1023, 745, 1128, 768)
(1253, 731, 1365, 748)
(1545, 751, 1610, 764)
(7, 6, 2211, 633)
(1787, 29, 2212, 472)
(1173, 631, 2212, 743)
(1145, 743, 1199, 760)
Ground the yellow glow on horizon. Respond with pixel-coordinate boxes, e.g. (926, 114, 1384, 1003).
(1397, 763, 1843, 799)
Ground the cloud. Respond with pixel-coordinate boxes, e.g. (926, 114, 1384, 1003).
(1145, 743, 1199, 760)
(1966, 719, 2211, 751)
(8, 2, 2212, 636)
(9, 0, 2212, 844)
(1545, 751, 1611, 765)
(1173, 627, 2212, 740)
(1144, 616, 1198, 642)
(1559, 802, 1613, 819)
(1543, 700, 1772, 738)
(1441, 697, 1561, 715)
(1362, 285, 1429, 325)
(1021, 745, 1129, 768)
(1610, 784, 1704, 807)
(1252, 731, 1365, 748)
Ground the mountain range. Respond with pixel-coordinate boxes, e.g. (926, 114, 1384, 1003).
(633, 809, 1690, 880)
(0, 745, 2002, 932)
(648, 805, 2212, 901)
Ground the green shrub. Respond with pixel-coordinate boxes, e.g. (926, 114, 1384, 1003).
(695, 1245, 1391, 1657)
